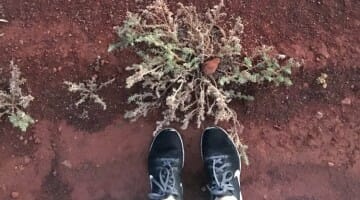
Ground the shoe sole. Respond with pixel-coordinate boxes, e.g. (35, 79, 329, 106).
(149, 128, 185, 168)
(201, 126, 243, 200)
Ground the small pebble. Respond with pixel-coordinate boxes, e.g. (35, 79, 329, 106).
(315, 111, 324, 119)
(341, 97, 351, 105)
(277, 54, 286, 60)
(24, 156, 31, 164)
(34, 137, 41, 144)
(303, 82, 309, 88)
(273, 124, 282, 131)
(10, 191, 19, 199)
(61, 160, 72, 169)
(328, 162, 335, 167)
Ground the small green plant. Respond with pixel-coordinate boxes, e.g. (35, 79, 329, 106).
(64, 75, 115, 110)
(109, 0, 299, 164)
(0, 61, 35, 132)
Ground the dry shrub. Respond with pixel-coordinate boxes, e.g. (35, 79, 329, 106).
(0, 61, 34, 132)
(64, 75, 115, 110)
(109, 0, 300, 164)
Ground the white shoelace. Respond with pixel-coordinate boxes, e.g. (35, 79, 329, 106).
(207, 155, 235, 197)
(148, 160, 179, 200)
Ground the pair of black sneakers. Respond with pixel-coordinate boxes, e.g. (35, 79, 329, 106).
(148, 127, 243, 200)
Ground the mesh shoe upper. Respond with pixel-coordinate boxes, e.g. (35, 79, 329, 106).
(148, 129, 184, 200)
(201, 127, 242, 200)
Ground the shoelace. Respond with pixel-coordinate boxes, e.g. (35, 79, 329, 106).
(148, 160, 179, 200)
(207, 155, 235, 197)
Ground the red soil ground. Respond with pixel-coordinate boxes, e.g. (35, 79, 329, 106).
(0, 0, 359, 199)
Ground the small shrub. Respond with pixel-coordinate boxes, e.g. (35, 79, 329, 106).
(64, 75, 115, 110)
(109, 0, 299, 164)
(0, 61, 35, 132)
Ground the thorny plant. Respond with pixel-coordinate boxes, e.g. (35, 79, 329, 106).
(109, 0, 300, 164)
(0, 61, 35, 132)
(64, 75, 115, 110)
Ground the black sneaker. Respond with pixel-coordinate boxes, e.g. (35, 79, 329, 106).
(201, 127, 243, 200)
(148, 128, 184, 200)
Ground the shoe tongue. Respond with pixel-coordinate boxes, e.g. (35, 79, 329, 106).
(214, 196, 237, 200)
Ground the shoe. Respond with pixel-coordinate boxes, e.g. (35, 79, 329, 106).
(201, 127, 243, 200)
(148, 128, 184, 200)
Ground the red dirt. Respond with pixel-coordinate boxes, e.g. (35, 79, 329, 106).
(0, 0, 359, 200)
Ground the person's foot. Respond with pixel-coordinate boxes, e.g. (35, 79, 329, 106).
(148, 128, 184, 200)
(201, 127, 243, 200)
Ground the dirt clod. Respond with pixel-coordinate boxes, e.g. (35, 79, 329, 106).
(202, 57, 221, 75)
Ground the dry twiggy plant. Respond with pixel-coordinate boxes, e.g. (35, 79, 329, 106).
(0, 61, 35, 132)
(64, 75, 115, 110)
(109, 0, 300, 164)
